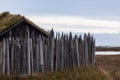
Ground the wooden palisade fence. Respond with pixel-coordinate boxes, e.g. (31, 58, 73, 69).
(0, 28, 95, 75)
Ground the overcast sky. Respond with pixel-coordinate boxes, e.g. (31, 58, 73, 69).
(0, 0, 120, 34)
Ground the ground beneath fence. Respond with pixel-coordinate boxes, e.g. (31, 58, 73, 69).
(0, 65, 107, 80)
(1, 55, 120, 80)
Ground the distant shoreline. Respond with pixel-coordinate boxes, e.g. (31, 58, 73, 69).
(96, 46, 120, 51)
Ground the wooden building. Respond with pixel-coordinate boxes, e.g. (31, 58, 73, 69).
(0, 12, 48, 75)
(0, 12, 95, 76)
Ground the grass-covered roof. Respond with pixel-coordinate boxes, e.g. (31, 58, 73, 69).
(0, 12, 24, 34)
(0, 12, 48, 36)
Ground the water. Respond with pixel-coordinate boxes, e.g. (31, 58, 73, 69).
(96, 51, 120, 55)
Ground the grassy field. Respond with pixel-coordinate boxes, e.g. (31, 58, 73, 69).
(96, 55, 120, 80)
(0, 65, 107, 80)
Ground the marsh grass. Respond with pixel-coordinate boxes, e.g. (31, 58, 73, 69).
(96, 55, 120, 80)
(0, 65, 107, 80)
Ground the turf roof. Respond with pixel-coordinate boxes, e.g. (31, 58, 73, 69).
(0, 12, 23, 34)
(0, 12, 48, 36)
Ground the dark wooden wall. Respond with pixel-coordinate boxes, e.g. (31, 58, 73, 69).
(0, 22, 95, 75)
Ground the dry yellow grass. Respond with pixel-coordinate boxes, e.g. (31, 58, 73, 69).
(96, 55, 120, 80)
(0, 65, 107, 80)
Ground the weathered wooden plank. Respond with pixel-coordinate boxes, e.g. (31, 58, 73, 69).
(27, 27, 31, 75)
(3, 38, 6, 75)
(0, 42, 3, 75)
(61, 33, 64, 69)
